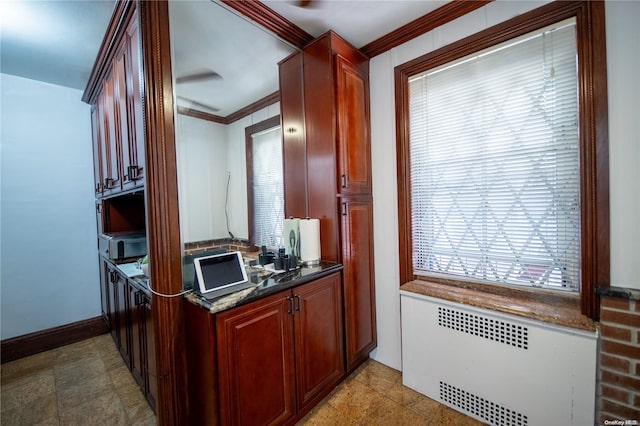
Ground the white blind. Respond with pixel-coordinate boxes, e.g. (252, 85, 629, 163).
(409, 19, 580, 292)
(252, 126, 284, 248)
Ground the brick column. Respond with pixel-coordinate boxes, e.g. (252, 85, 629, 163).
(598, 288, 640, 424)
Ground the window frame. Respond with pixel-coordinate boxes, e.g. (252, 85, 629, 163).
(245, 115, 283, 251)
(394, 0, 609, 319)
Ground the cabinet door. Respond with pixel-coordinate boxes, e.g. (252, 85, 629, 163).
(340, 197, 377, 370)
(293, 273, 345, 409)
(91, 106, 104, 196)
(114, 270, 131, 367)
(128, 285, 144, 388)
(100, 73, 120, 194)
(335, 54, 371, 195)
(125, 13, 145, 186)
(100, 258, 110, 326)
(113, 40, 132, 192)
(216, 291, 296, 426)
(107, 265, 118, 342)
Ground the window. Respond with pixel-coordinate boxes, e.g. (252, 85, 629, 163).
(246, 116, 284, 249)
(395, 1, 609, 318)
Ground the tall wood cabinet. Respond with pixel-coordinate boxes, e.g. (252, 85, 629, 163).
(281, 31, 376, 371)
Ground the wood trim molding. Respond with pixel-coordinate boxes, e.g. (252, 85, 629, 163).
(220, 0, 313, 49)
(177, 91, 280, 125)
(394, 0, 609, 319)
(361, 0, 492, 58)
(226, 91, 280, 124)
(177, 107, 227, 124)
(1, 317, 108, 363)
(138, 1, 189, 424)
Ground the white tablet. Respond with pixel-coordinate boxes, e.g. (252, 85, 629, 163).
(193, 251, 251, 299)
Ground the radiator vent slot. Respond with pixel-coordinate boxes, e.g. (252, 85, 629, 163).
(438, 307, 528, 349)
(440, 381, 528, 426)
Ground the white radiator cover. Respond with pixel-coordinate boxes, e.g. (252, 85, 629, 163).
(400, 291, 597, 426)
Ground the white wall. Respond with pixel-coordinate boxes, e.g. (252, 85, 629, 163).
(176, 114, 228, 243)
(368, 0, 639, 370)
(0, 74, 100, 339)
(606, 0, 640, 290)
(176, 103, 280, 244)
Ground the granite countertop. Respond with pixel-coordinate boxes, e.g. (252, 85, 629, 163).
(185, 261, 343, 314)
(113, 261, 151, 297)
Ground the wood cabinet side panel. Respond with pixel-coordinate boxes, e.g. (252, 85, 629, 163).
(303, 37, 339, 262)
(280, 53, 307, 219)
(184, 300, 218, 425)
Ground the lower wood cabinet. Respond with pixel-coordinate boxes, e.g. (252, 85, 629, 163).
(102, 260, 157, 411)
(185, 271, 345, 426)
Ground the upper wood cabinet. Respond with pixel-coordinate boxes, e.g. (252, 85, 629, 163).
(90, 10, 144, 198)
(335, 54, 371, 195)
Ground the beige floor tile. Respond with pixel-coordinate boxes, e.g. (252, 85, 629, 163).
(0, 393, 58, 426)
(328, 378, 385, 423)
(429, 405, 486, 426)
(1, 351, 54, 387)
(109, 365, 139, 390)
(53, 354, 108, 388)
(299, 402, 358, 425)
(52, 339, 100, 365)
(58, 391, 127, 426)
(55, 372, 115, 412)
(1, 369, 56, 409)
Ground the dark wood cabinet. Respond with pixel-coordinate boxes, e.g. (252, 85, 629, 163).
(91, 107, 104, 195)
(99, 73, 120, 195)
(101, 259, 156, 412)
(281, 32, 376, 373)
(217, 291, 296, 426)
(113, 268, 131, 366)
(335, 54, 371, 195)
(91, 10, 144, 197)
(212, 272, 344, 426)
(292, 273, 344, 408)
(128, 282, 145, 388)
(184, 267, 349, 426)
(340, 196, 376, 368)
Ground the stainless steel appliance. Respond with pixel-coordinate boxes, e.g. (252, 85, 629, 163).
(99, 231, 147, 260)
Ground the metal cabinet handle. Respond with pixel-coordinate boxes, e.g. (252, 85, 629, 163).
(341, 174, 347, 188)
(294, 294, 301, 312)
(342, 202, 348, 216)
(287, 296, 294, 315)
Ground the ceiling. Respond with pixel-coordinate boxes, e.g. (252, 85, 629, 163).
(0, 0, 116, 91)
(0, 0, 447, 112)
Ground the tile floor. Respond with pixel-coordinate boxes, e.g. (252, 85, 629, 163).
(1, 335, 484, 425)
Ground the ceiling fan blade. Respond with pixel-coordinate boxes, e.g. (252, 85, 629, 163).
(293, 0, 316, 8)
(176, 70, 222, 84)
(176, 96, 221, 113)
